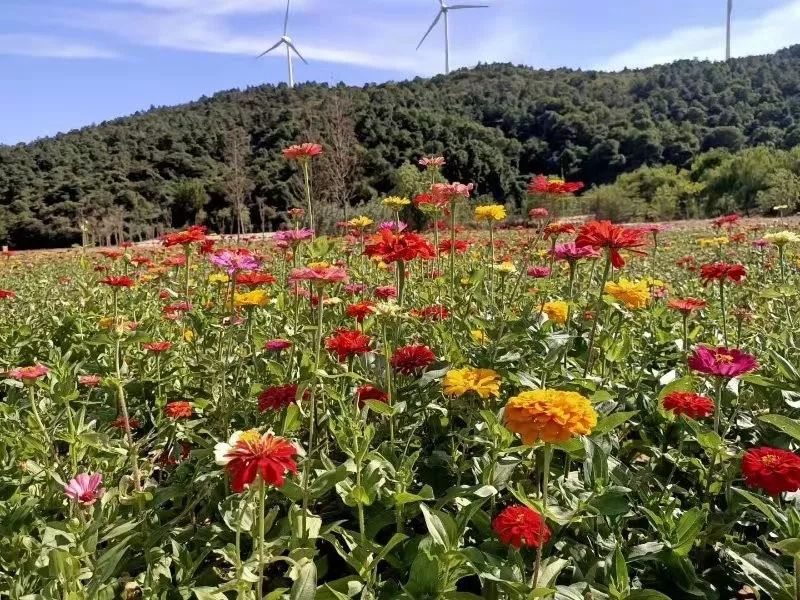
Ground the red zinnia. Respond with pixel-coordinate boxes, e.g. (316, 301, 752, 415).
(438, 239, 470, 255)
(662, 391, 715, 419)
(215, 430, 298, 493)
(235, 272, 277, 288)
(375, 286, 397, 300)
(712, 214, 740, 228)
(667, 298, 707, 315)
(364, 230, 435, 263)
(0, 289, 16, 299)
(741, 447, 800, 496)
(543, 222, 576, 239)
(258, 384, 308, 412)
(410, 304, 449, 321)
(528, 175, 584, 196)
(282, 143, 323, 161)
(390, 344, 436, 375)
(492, 505, 551, 548)
(143, 341, 172, 353)
(101, 276, 135, 288)
(699, 262, 747, 285)
(346, 301, 376, 323)
(325, 329, 372, 361)
(164, 401, 193, 420)
(356, 384, 388, 407)
(575, 220, 646, 269)
(161, 225, 207, 248)
(111, 416, 141, 430)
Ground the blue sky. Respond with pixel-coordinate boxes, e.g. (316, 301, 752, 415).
(0, 0, 796, 144)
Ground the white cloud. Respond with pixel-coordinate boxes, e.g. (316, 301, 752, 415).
(0, 33, 118, 59)
(101, 0, 310, 15)
(598, 0, 800, 70)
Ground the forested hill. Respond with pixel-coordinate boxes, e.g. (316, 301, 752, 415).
(5, 46, 800, 248)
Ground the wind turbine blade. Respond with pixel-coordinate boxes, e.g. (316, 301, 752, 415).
(257, 40, 283, 58)
(416, 10, 443, 50)
(448, 4, 490, 8)
(283, 0, 290, 35)
(287, 41, 308, 64)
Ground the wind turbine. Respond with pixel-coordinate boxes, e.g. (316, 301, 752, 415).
(725, 0, 732, 61)
(257, 0, 307, 88)
(416, 0, 489, 75)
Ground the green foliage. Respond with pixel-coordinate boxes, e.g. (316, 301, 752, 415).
(6, 46, 800, 245)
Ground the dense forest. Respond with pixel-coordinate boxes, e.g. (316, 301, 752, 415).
(5, 45, 800, 247)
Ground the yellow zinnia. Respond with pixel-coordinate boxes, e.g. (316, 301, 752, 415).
(234, 290, 269, 308)
(208, 273, 229, 284)
(442, 368, 500, 399)
(348, 216, 373, 229)
(604, 278, 649, 309)
(542, 300, 568, 325)
(765, 231, 800, 246)
(382, 196, 411, 210)
(495, 261, 517, 274)
(474, 204, 507, 222)
(504, 389, 597, 444)
(471, 329, 488, 344)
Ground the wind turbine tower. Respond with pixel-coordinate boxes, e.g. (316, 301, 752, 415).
(416, 0, 489, 75)
(258, 0, 307, 87)
(726, 0, 732, 61)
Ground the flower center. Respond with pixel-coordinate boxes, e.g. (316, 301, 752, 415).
(715, 353, 735, 364)
(761, 454, 780, 467)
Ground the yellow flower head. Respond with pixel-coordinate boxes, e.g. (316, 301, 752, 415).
(208, 273, 229, 284)
(604, 278, 649, 309)
(348, 216, 374, 229)
(382, 196, 411, 210)
(471, 329, 488, 344)
(442, 367, 501, 399)
(183, 329, 195, 342)
(542, 300, 568, 325)
(474, 204, 507, 222)
(98, 316, 114, 329)
(234, 290, 269, 308)
(698, 236, 729, 247)
(495, 261, 517, 274)
(764, 231, 800, 246)
(504, 389, 597, 444)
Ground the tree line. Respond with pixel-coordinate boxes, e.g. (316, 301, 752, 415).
(4, 45, 800, 247)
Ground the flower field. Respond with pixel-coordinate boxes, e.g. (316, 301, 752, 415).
(5, 163, 800, 599)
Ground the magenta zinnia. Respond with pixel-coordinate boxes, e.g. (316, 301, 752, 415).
(688, 346, 758, 378)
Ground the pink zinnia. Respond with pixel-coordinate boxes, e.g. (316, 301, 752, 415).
(64, 472, 105, 506)
(8, 364, 49, 381)
(419, 156, 446, 169)
(527, 266, 551, 278)
(78, 375, 102, 387)
(529, 207, 549, 219)
(288, 265, 348, 286)
(209, 249, 260, 275)
(688, 346, 758, 378)
(551, 242, 601, 263)
(264, 339, 292, 352)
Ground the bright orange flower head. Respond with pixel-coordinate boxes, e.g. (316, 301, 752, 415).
(576, 221, 646, 269)
(161, 225, 207, 248)
(504, 389, 597, 443)
(667, 297, 707, 314)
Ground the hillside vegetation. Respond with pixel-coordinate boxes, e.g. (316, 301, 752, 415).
(5, 46, 800, 247)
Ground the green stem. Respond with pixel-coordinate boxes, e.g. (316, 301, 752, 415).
(302, 161, 314, 234)
(301, 294, 324, 546)
(449, 202, 457, 298)
(531, 444, 552, 590)
(719, 280, 728, 347)
(583, 254, 613, 377)
(257, 480, 266, 600)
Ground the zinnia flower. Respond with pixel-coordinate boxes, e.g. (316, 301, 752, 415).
(78, 375, 102, 387)
(356, 384, 388, 407)
(764, 231, 800, 246)
(543, 222, 576, 239)
(504, 389, 597, 443)
(236, 272, 276, 288)
(325, 329, 372, 361)
(214, 429, 298, 493)
(143, 341, 172, 353)
(527, 266, 551, 278)
(699, 262, 747, 285)
(0, 289, 16, 299)
(576, 220, 646, 268)
(542, 301, 568, 325)
(551, 242, 600, 263)
(419, 156, 446, 169)
(492, 505, 550, 548)
(364, 230, 435, 263)
(288, 265, 348, 286)
(529, 207, 549, 220)
(234, 290, 269, 308)
(741, 447, 800, 496)
(274, 229, 314, 246)
(528, 175, 584, 195)
(8, 364, 49, 381)
(662, 391, 715, 419)
(382, 196, 412, 210)
(161, 225, 207, 247)
(210, 249, 260, 275)
(346, 301, 376, 323)
(264, 339, 292, 352)
(474, 204, 507, 222)
(64, 472, 105, 506)
(688, 346, 758, 378)
(410, 304, 449, 321)
(442, 368, 500, 399)
(712, 214, 740, 228)
(667, 298, 707, 314)
(164, 401, 193, 420)
(100, 276, 135, 288)
(604, 279, 650, 309)
(391, 344, 436, 375)
(258, 384, 308, 412)
(374, 285, 397, 300)
(282, 142, 323, 161)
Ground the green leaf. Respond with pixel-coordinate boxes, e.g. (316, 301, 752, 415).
(290, 558, 318, 600)
(420, 504, 455, 549)
(93, 534, 135, 582)
(591, 411, 638, 436)
(365, 399, 394, 416)
(673, 508, 705, 556)
(733, 487, 786, 530)
(772, 538, 800, 557)
(310, 465, 349, 499)
(628, 591, 672, 600)
(758, 413, 800, 443)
